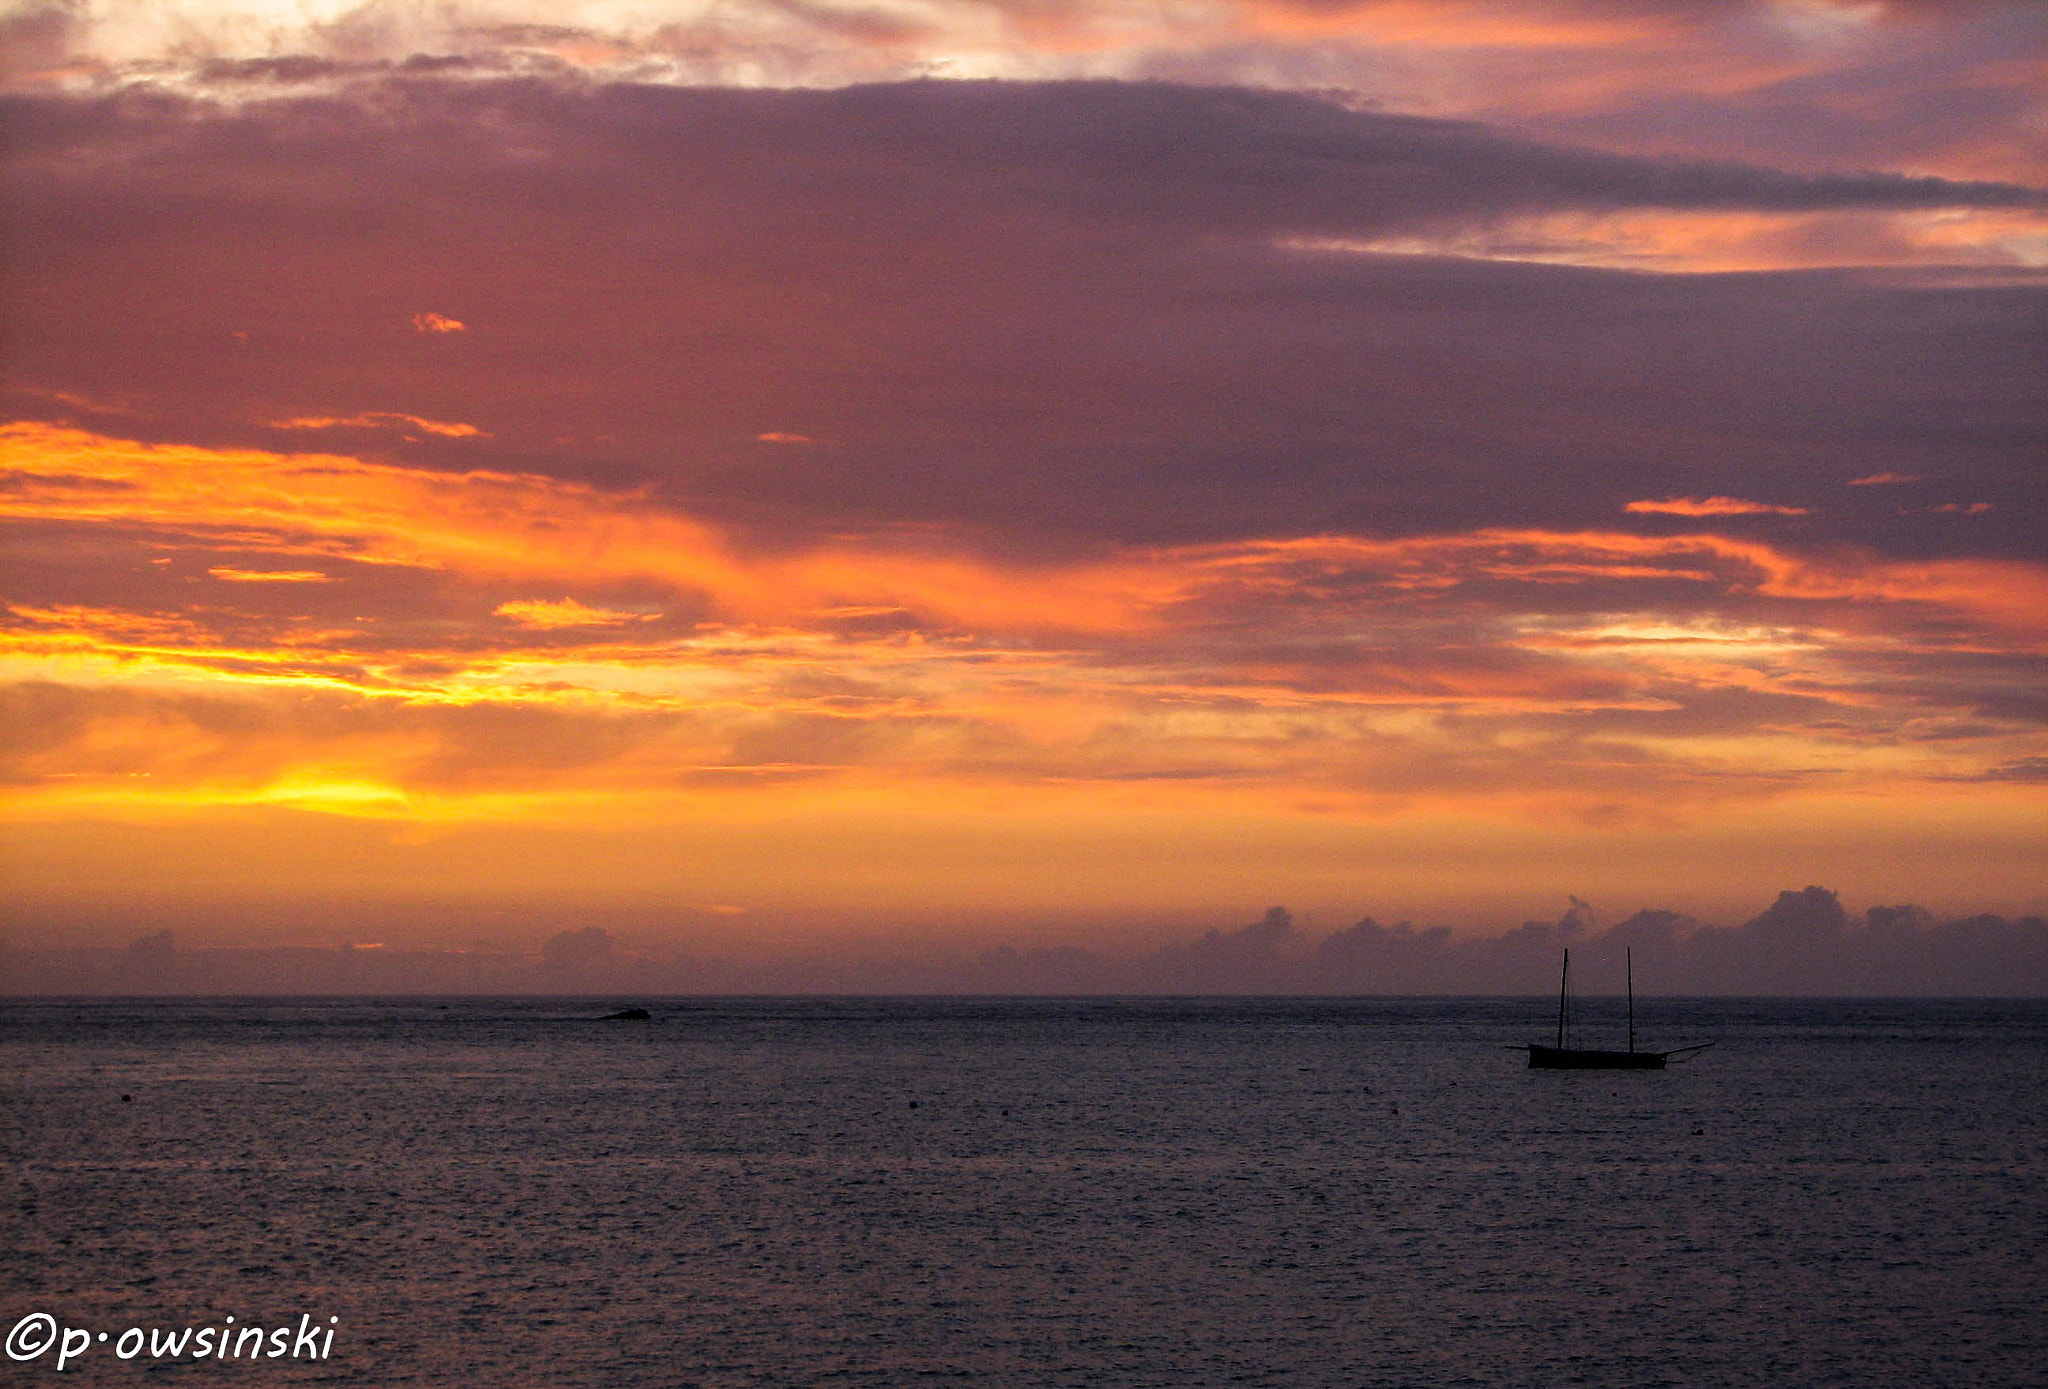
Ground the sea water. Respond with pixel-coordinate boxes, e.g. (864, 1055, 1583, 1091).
(2, 997, 2042, 1387)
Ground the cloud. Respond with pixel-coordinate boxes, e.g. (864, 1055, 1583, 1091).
(268, 412, 486, 437)
(1305, 205, 2048, 273)
(411, 311, 466, 333)
(0, 1, 86, 88)
(1625, 497, 1812, 516)
(207, 567, 334, 583)
(4, 78, 2040, 572)
(17, 2, 2044, 188)
(0, 423, 1173, 634)
(1848, 472, 1921, 486)
(3, 423, 2043, 837)
(2, 65, 2043, 931)
(494, 597, 647, 628)
(8, 886, 2042, 995)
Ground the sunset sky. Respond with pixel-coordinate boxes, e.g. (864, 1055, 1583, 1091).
(3, 0, 2044, 956)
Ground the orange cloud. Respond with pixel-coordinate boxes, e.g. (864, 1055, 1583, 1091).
(8, 424, 2042, 661)
(412, 312, 466, 334)
(1295, 206, 2048, 274)
(1233, 0, 1675, 49)
(1626, 496, 1809, 517)
(268, 412, 486, 438)
(494, 598, 649, 629)
(208, 567, 333, 583)
(0, 423, 1153, 635)
(4, 423, 2044, 843)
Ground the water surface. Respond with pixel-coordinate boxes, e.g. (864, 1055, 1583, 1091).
(3, 997, 2042, 1386)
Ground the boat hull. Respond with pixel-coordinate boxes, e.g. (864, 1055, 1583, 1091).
(1526, 1044, 1666, 1070)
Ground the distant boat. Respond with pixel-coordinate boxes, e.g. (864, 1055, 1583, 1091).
(1518, 947, 1712, 1070)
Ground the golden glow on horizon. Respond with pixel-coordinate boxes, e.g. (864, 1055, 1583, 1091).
(6, 779, 2044, 932)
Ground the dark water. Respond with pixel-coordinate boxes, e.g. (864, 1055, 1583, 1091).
(2, 997, 2043, 1387)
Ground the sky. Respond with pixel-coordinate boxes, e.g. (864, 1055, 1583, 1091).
(2, 0, 2045, 967)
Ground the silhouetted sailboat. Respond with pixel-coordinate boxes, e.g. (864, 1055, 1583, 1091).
(1519, 947, 1711, 1070)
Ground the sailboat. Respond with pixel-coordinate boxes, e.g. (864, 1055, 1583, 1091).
(1519, 947, 1712, 1070)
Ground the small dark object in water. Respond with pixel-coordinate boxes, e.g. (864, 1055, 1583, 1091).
(1524, 1043, 1667, 1069)
(599, 1007, 651, 1021)
(1517, 948, 1712, 1070)
(121, 1094, 131, 1103)
(908, 1100, 919, 1108)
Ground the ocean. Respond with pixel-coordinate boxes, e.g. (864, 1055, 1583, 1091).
(3, 997, 2042, 1387)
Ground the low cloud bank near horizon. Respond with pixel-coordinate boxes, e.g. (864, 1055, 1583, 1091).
(6, 888, 2042, 998)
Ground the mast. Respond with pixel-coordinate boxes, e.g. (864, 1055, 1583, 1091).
(1626, 947, 1635, 1054)
(1556, 949, 1569, 1049)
